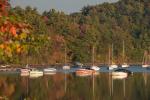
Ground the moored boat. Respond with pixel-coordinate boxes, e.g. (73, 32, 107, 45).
(91, 65, 100, 71)
(142, 64, 150, 68)
(108, 44, 118, 70)
(108, 64, 118, 70)
(63, 46, 70, 70)
(122, 63, 129, 68)
(142, 51, 150, 68)
(90, 46, 100, 71)
(63, 65, 70, 70)
(121, 41, 129, 68)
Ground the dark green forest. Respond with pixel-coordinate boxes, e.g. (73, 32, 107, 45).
(0, 0, 150, 64)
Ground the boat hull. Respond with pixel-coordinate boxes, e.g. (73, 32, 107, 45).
(108, 65, 118, 70)
(142, 65, 150, 68)
(122, 64, 129, 68)
(90, 66, 100, 71)
(63, 65, 70, 70)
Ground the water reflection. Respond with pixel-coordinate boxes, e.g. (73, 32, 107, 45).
(0, 72, 149, 100)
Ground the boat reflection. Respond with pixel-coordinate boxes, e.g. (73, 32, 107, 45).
(0, 71, 149, 99)
(43, 68, 57, 75)
(112, 75, 128, 80)
(111, 68, 132, 80)
(29, 68, 43, 78)
(110, 73, 127, 99)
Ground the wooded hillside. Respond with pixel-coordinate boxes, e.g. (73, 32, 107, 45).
(0, 0, 150, 64)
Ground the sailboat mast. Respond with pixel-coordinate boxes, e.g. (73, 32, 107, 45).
(64, 46, 67, 64)
(108, 45, 111, 65)
(145, 52, 148, 64)
(142, 51, 147, 65)
(111, 44, 114, 64)
(123, 40, 125, 63)
(142, 52, 145, 65)
(92, 45, 95, 66)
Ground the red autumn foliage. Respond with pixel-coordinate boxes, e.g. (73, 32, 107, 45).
(0, 0, 10, 16)
(9, 26, 17, 36)
(0, 17, 31, 37)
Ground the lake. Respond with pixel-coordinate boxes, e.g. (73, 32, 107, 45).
(0, 66, 150, 100)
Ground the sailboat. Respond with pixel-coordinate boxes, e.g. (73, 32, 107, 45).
(121, 40, 129, 68)
(63, 46, 70, 70)
(90, 46, 100, 71)
(20, 64, 30, 76)
(108, 44, 118, 70)
(142, 51, 150, 68)
(21, 46, 30, 76)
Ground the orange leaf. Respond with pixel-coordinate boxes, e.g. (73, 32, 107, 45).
(9, 26, 17, 36)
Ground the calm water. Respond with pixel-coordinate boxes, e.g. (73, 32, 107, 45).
(0, 66, 150, 100)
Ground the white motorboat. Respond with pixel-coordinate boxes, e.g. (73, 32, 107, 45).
(90, 65, 100, 71)
(122, 63, 129, 68)
(108, 64, 118, 70)
(63, 65, 70, 70)
(142, 64, 150, 68)
(43, 68, 57, 75)
(29, 68, 43, 78)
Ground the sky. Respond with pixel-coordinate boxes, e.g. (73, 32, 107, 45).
(10, 0, 118, 14)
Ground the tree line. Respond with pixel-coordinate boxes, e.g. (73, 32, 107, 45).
(0, 0, 150, 65)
